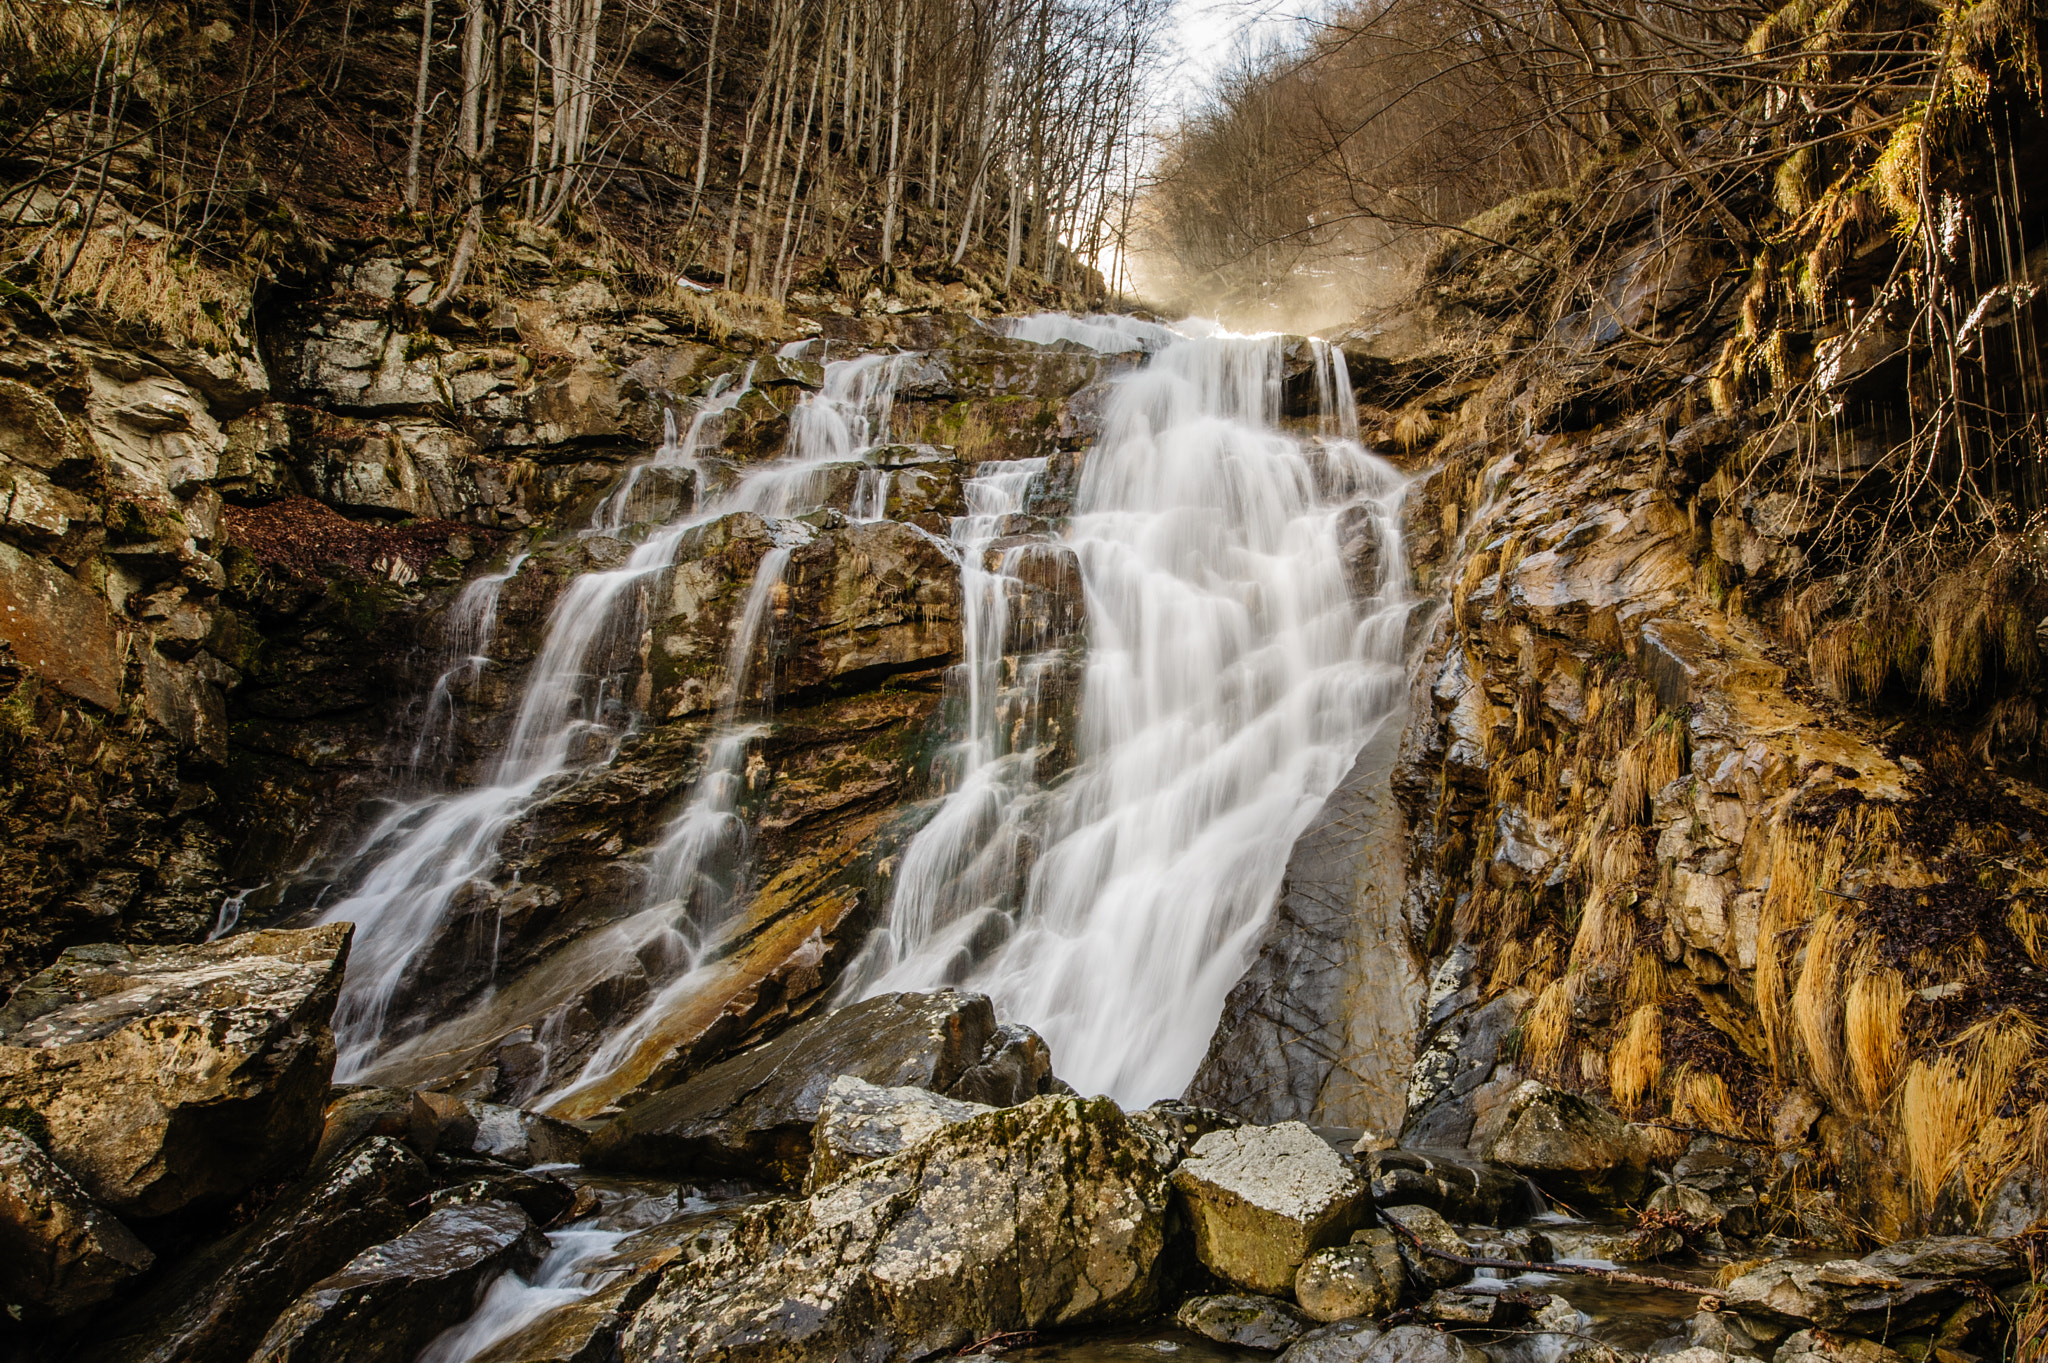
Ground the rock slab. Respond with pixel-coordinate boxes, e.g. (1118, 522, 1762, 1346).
(252, 1200, 548, 1362)
(1176, 1294, 1317, 1350)
(1170, 1121, 1372, 1295)
(621, 1095, 1169, 1363)
(0, 925, 350, 1216)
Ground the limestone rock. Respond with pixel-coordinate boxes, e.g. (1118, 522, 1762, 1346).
(620, 1095, 1170, 1363)
(1483, 1082, 1649, 1210)
(252, 1200, 548, 1362)
(1169, 1121, 1373, 1294)
(1294, 1232, 1406, 1322)
(1124, 1100, 1243, 1169)
(1380, 1204, 1471, 1288)
(586, 990, 1036, 1188)
(0, 1126, 154, 1318)
(90, 1136, 433, 1363)
(807, 1074, 993, 1189)
(0, 925, 350, 1216)
(1718, 1241, 2018, 1336)
(1686, 1310, 1769, 1357)
(1775, 1331, 1907, 1363)
(1359, 1324, 1489, 1363)
(1176, 1294, 1316, 1349)
(1277, 1319, 1385, 1363)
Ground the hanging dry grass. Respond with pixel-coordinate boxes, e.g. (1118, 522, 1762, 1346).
(1624, 949, 1667, 1011)
(1611, 1004, 1664, 1109)
(1520, 975, 1580, 1074)
(1673, 1067, 1742, 1136)
(36, 229, 251, 351)
(1793, 910, 1854, 1106)
(1844, 967, 1908, 1112)
(1897, 1011, 2044, 1207)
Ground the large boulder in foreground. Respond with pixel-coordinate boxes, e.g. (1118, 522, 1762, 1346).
(252, 1200, 547, 1362)
(0, 925, 350, 1217)
(1483, 1082, 1650, 1210)
(621, 1095, 1169, 1363)
(90, 1136, 432, 1363)
(1170, 1121, 1372, 1295)
(0, 1125, 154, 1318)
(587, 990, 1055, 1188)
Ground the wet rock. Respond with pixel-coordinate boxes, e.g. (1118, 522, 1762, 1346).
(0, 1125, 154, 1319)
(1277, 1319, 1385, 1363)
(806, 1074, 992, 1190)
(427, 1154, 578, 1226)
(620, 1095, 1170, 1362)
(1398, 988, 1529, 1153)
(948, 1021, 1063, 1106)
(1484, 1082, 1650, 1210)
(1380, 1204, 1470, 1288)
(91, 1136, 432, 1363)
(252, 1200, 548, 1362)
(0, 925, 350, 1216)
(1860, 1235, 2024, 1282)
(312, 1087, 416, 1168)
(1976, 1164, 2046, 1236)
(1294, 1233, 1406, 1321)
(1188, 726, 1423, 1131)
(1177, 1294, 1317, 1349)
(1359, 1324, 1489, 1363)
(1170, 1121, 1374, 1294)
(586, 990, 1013, 1188)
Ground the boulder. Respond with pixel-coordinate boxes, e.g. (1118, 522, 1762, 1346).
(1170, 1121, 1373, 1294)
(1294, 1233, 1406, 1322)
(1359, 1147, 1527, 1224)
(1421, 1288, 1525, 1325)
(90, 1136, 433, 1363)
(0, 925, 350, 1217)
(806, 1074, 992, 1190)
(620, 1096, 1170, 1363)
(1359, 1324, 1489, 1363)
(1277, 1319, 1385, 1363)
(427, 1154, 578, 1227)
(1124, 1100, 1243, 1168)
(586, 990, 1040, 1188)
(1176, 1294, 1316, 1349)
(312, 1088, 415, 1168)
(0, 1125, 154, 1318)
(1483, 1082, 1650, 1209)
(251, 1200, 549, 1363)
(1686, 1310, 1769, 1357)
(1379, 1204, 1471, 1288)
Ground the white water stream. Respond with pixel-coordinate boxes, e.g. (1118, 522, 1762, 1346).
(844, 326, 1408, 1105)
(318, 351, 909, 1079)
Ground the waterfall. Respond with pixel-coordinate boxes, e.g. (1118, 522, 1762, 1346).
(843, 329, 1409, 1106)
(318, 353, 909, 1080)
(408, 550, 533, 773)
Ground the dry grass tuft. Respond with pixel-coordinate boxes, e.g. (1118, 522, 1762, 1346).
(1673, 1067, 1741, 1136)
(1393, 401, 1439, 449)
(1520, 975, 1579, 1075)
(1793, 910, 1854, 1106)
(1898, 1010, 2044, 1206)
(1611, 1004, 1664, 1109)
(1844, 967, 1908, 1112)
(1624, 949, 1667, 1011)
(36, 229, 251, 351)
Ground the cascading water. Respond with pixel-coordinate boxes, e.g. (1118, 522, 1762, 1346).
(317, 352, 911, 1080)
(844, 329, 1409, 1106)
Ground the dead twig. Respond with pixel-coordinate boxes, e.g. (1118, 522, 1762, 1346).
(1376, 1208, 1727, 1309)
